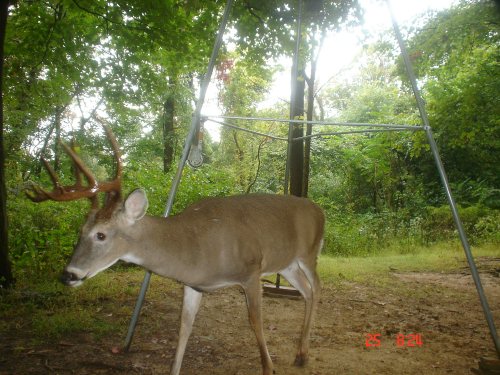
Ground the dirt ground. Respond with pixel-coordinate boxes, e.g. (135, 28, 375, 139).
(1, 258, 499, 375)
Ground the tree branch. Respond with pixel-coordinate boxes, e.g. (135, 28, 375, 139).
(246, 137, 268, 194)
(243, 1, 265, 26)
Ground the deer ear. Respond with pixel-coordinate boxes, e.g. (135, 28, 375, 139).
(124, 189, 148, 222)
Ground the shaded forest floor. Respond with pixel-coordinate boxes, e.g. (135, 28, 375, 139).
(1, 256, 499, 375)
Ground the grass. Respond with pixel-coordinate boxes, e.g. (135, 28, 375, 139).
(1, 267, 142, 344)
(1, 242, 498, 344)
(318, 241, 500, 285)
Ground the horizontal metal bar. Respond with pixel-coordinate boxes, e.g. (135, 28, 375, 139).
(208, 118, 421, 142)
(203, 114, 424, 130)
(208, 119, 288, 141)
(294, 127, 421, 141)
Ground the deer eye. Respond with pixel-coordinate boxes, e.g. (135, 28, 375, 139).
(96, 232, 106, 241)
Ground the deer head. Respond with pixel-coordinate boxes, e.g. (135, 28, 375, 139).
(61, 188, 149, 286)
(26, 125, 144, 287)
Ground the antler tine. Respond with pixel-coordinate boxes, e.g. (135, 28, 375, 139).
(69, 140, 83, 188)
(67, 140, 100, 209)
(27, 121, 123, 206)
(25, 182, 52, 202)
(102, 124, 123, 183)
(92, 117, 122, 201)
(42, 157, 63, 190)
(59, 141, 97, 190)
(25, 142, 99, 204)
(25, 157, 63, 202)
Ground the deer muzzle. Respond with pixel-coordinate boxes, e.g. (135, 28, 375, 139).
(60, 270, 86, 287)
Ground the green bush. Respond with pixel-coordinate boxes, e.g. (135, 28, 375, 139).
(322, 210, 404, 256)
(474, 210, 500, 243)
(421, 204, 499, 245)
(8, 194, 87, 278)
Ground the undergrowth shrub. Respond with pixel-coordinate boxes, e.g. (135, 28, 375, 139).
(8, 195, 87, 278)
(320, 203, 499, 256)
(421, 205, 499, 245)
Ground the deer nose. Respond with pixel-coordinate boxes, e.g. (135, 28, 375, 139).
(60, 270, 80, 286)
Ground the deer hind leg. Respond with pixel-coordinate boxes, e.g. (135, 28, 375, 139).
(170, 285, 203, 375)
(242, 276, 274, 375)
(280, 260, 320, 367)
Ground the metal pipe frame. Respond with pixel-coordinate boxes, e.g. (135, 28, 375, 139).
(123, 0, 235, 351)
(387, 0, 499, 356)
(123, 0, 499, 360)
(204, 114, 424, 130)
(208, 118, 289, 141)
(209, 118, 421, 142)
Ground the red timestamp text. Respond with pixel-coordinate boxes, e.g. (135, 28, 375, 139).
(365, 333, 423, 348)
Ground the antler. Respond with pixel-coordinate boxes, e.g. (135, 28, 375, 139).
(26, 124, 122, 208)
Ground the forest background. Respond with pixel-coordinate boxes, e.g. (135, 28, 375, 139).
(0, 0, 498, 288)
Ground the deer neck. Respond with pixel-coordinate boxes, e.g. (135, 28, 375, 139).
(118, 214, 193, 282)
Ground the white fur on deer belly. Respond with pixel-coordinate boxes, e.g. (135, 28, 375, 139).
(121, 254, 144, 265)
(190, 280, 238, 292)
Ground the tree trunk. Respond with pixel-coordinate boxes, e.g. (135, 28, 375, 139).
(303, 57, 318, 198)
(289, 71, 305, 197)
(162, 78, 175, 173)
(303, 27, 325, 198)
(0, 0, 15, 289)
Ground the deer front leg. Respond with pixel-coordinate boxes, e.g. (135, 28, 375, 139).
(243, 277, 274, 375)
(170, 285, 202, 375)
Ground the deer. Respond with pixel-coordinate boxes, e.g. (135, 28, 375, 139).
(27, 125, 325, 375)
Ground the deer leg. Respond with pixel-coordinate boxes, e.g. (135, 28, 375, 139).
(280, 261, 320, 366)
(242, 276, 274, 375)
(170, 285, 202, 375)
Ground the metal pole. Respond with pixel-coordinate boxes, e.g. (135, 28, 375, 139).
(387, 0, 500, 356)
(123, 270, 151, 351)
(123, 0, 234, 351)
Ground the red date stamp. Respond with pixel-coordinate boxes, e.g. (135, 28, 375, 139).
(365, 333, 423, 348)
(365, 333, 382, 347)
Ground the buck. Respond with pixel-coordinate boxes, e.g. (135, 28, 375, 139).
(27, 126, 325, 375)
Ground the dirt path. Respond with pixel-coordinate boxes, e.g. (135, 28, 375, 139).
(1, 266, 499, 375)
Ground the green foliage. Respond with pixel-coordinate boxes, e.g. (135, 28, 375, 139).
(405, 0, 500, 205)
(309, 0, 499, 259)
(422, 205, 500, 245)
(215, 57, 287, 193)
(4, 0, 221, 176)
(8, 194, 87, 277)
(231, 0, 362, 62)
(321, 204, 500, 257)
(322, 209, 414, 256)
